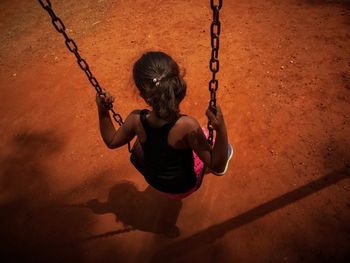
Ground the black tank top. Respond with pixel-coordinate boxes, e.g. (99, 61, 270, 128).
(139, 109, 197, 194)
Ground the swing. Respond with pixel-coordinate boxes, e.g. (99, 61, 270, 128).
(38, 0, 223, 176)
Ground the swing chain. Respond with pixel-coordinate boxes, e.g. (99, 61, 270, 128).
(38, 0, 131, 152)
(208, 0, 222, 145)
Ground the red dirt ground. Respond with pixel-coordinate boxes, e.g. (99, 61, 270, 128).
(0, 0, 349, 262)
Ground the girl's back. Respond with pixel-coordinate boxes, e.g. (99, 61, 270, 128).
(135, 109, 196, 150)
(137, 109, 197, 193)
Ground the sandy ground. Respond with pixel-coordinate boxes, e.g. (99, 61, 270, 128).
(0, 0, 349, 262)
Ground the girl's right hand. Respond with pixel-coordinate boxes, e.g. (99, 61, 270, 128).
(96, 91, 115, 110)
(206, 105, 226, 131)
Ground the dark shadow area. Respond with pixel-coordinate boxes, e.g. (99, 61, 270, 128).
(151, 167, 350, 262)
(84, 181, 183, 239)
(303, 0, 350, 7)
(0, 131, 63, 199)
(0, 130, 91, 263)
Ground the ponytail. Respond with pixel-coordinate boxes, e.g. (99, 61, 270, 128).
(133, 52, 187, 121)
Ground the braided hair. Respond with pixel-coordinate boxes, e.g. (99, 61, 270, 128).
(133, 51, 187, 121)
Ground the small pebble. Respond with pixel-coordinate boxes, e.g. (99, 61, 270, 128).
(12, 73, 16, 77)
(280, 65, 285, 70)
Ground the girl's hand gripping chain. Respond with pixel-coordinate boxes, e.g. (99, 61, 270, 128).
(96, 90, 115, 110)
(206, 105, 226, 132)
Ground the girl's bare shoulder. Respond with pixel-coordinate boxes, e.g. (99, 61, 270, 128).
(176, 115, 201, 131)
(123, 109, 143, 126)
(128, 109, 143, 119)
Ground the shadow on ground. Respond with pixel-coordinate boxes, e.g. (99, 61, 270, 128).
(83, 181, 183, 239)
(0, 131, 63, 200)
(0, 130, 91, 263)
(303, 0, 350, 9)
(150, 167, 350, 262)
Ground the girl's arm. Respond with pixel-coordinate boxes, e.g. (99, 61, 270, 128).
(96, 93, 136, 149)
(187, 105, 228, 173)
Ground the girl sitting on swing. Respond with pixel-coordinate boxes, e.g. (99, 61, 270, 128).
(96, 51, 232, 199)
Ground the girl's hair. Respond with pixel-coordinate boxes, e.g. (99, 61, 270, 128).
(133, 51, 186, 121)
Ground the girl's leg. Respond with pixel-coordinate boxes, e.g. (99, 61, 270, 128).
(201, 127, 233, 176)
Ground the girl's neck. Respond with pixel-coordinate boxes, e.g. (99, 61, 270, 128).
(147, 110, 168, 127)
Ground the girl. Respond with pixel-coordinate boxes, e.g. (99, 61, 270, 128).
(96, 51, 232, 199)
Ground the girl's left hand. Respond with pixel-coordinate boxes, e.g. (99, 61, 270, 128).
(96, 91, 115, 109)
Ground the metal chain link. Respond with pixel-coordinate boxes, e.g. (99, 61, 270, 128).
(207, 0, 222, 145)
(38, 0, 131, 152)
